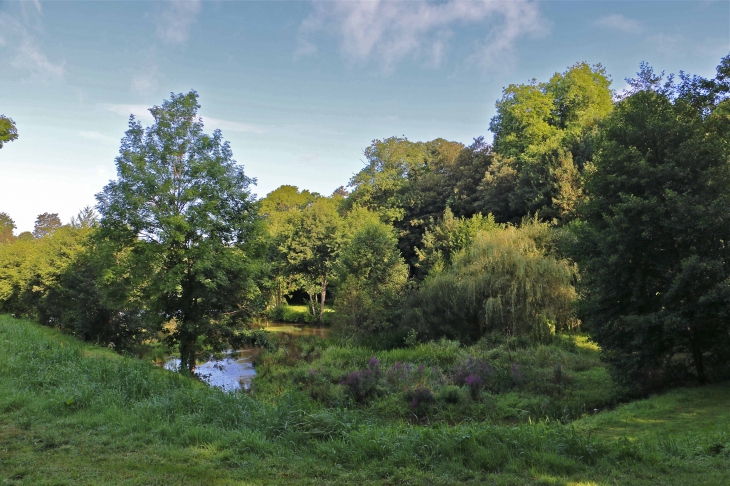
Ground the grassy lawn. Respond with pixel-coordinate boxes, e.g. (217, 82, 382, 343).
(0, 315, 728, 485)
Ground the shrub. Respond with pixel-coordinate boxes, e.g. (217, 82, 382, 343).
(437, 385, 462, 404)
(339, 357, 381, 403)
(409, 386, 435, 410)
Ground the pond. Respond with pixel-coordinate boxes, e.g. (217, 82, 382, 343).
(163, 349, 257, 392)
(161, 324, 330, 391)
(261, 322, 332, 338)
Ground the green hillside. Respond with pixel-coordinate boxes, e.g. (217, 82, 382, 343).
(0, 315, 728, 485)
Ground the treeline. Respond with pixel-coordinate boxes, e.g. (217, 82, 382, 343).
(1, 56, 729, 393)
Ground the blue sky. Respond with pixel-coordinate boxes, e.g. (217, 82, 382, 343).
(1, 0, 728, 232)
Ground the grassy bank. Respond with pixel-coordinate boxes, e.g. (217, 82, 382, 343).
(0, 315, 728, 485)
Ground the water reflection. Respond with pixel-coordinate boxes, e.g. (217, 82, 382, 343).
(163, 349, 257, 392)
(161, 326, 329, 391)
(262, 323, 331, 338)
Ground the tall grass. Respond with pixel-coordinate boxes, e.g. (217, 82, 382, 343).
(1, 315, 728, 484)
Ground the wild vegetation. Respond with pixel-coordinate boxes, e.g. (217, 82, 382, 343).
(1, 55, 729, 484)
(2, 315, 730, 485)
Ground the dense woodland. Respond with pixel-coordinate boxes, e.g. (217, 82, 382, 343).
(1, 56, 730, 397)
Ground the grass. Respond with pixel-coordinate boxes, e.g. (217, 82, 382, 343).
(0, 314, 728, 485)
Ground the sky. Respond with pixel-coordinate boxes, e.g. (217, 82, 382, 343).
(0, 0, 728, 233)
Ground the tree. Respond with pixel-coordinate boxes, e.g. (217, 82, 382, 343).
(487, 62, 613, 223)
(96, 91, 261, 373)
(0, 212, 16, 244)
(334, 214, 408, 334)
(0, 115, 18, 149)
(33, 213, 62, 238)
(259, 185, 318, 307)
(282, 197, 344, 320)
(414, 208, 499, 278)
(570, 58, 730, 389)
(346, 136, 464, 265)
(69, 206, 98, 229)
(405, 219, 577, 343)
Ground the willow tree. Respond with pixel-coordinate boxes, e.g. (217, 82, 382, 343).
(405, 219, 578, 343)
(96, 91, 261, 373)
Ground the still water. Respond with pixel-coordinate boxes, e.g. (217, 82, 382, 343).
(164, 349, 257, 392)
(162, 324, 330, 391)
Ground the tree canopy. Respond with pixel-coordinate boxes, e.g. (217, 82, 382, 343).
(96, 90, 261, 372)
(0, 115, 18, 149)
(570, 57, 730, 389)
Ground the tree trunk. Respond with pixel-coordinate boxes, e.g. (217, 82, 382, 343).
(319, 274, 327, 323)
(179, 339, 196, 374)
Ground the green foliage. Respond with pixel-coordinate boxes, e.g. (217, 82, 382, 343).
(346, 136, 465, 264)
(32, 212, 62, 239)
(487, 62, 613, 223)
(258, 185, 319, 308)
(415, 208, 500, 277)
(0, 114, 18, 148)
(95, 90, 261, 373)
(0, 224, 91, 317)
(333, 217, 408, 334)
(0, 212, 16, 244)
(405, 219, 578, 343)
(38, 232, 148, 349)
(280, 196, 344, 321)
(570, 58, 730, 390)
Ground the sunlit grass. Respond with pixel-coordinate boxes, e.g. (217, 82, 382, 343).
(0, 314, 728, 485)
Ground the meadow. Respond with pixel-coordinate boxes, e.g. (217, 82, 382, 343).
(1, 314, 728, 485)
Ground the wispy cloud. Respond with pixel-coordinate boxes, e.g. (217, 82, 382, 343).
(203, 116, 265, 134)
(101, 104, 265, 134)
(102, 103, 152, 120)
(595, 14, 641, 33)
(131, 69, 159, 94)
(155, 0, 202, 45)
(296, 152, 320, 164)
(0, 1, 65, 80)
(79, 131, 119, 144)
(297, 0, 547, 73)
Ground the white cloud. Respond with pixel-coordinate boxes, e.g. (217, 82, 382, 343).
(101, 104, 265, 134)
(155, 0, 202, 45)
(296, 152, 320, 163)
(79, 131, 119, 144)
(101, 103, 153, 120)
(297, 0, 547, 73)
(131, 70, 159, 94)
(0, 2, 65, 80)
(202, 117, 265, 134)
(595, 14, 642, 33)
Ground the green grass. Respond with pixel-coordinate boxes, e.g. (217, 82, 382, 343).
(0, 315, 728, 485)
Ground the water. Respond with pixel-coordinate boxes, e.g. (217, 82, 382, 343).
(262, 323, 331, 338)
(163, 349, 257, 392)
(161, 325, 329, 391)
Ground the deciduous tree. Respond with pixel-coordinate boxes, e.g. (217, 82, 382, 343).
(96, 91, 262, 373)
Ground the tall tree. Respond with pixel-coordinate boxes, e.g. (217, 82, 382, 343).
(570, 58, 730, 389)
(33, 213, 62, 238)
(0, 115, 18, 149)
(335, 213, 408, 334)
(0, 212, 16, 244)
(96, 91, 261, 373)
(346, 136, 464, 265)
(259, 185, 318, 307)
(487, 62, 613, 222)
(282, 197, 343, 320)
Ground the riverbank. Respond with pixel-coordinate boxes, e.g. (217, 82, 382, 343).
(1, 315, 728, 485)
